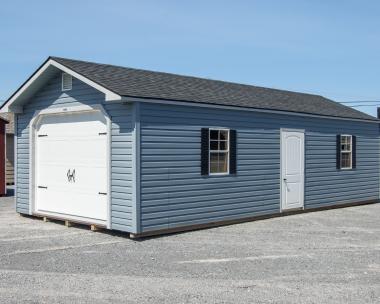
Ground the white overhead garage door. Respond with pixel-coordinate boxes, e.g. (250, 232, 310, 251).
(34, 110, 108, 224)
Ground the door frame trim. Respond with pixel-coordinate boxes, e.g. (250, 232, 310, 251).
(280, 128, 305, 212)
(28, 104, 112, 229)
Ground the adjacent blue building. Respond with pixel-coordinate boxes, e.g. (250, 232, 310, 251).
(1, 57, 379, 237)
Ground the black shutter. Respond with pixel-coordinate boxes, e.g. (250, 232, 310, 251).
(201, 128, 209, 175)
(229, 129, 237, 174)
(352, 135, 356, 169)
(336, 134, 341, 169)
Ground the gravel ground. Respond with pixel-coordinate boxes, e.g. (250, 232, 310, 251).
(0, 195, 379, 303)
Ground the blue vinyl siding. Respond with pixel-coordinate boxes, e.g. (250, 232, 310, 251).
(13, 71, 380, 235)
(15, 73, 135, 232)
(139, 102, 379, 232)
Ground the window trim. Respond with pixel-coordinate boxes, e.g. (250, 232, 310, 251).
(62, 73, 72, 91)
(340, 134, 352, 170)
(208, 128, 230, 176)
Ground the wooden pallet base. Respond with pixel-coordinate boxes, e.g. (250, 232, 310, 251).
(37, 214, 105, 232)
(90, 224, 100, 231)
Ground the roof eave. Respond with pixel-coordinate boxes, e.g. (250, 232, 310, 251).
(121, 95, 380, 124)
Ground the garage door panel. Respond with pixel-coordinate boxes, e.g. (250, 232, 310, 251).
(37, 165, 107, 192)
(37, 137, 107, 164)
(35, 111, 108, 223)
(37, 188, 107, 221)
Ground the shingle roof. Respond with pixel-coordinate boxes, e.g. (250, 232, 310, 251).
(51, 56, 377, 121)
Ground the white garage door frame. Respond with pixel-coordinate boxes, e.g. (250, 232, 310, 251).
(28, 104, 112, 229)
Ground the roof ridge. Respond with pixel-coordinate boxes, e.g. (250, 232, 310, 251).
(50, 56, 327, 100)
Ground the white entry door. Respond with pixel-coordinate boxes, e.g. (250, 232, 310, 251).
(34, 111, 108, 224)
(281, 130, 305, 211)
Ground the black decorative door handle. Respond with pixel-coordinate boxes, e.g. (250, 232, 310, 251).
(67, 169, 76, 182)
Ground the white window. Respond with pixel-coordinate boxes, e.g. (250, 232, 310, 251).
(209, 129, 229, 175)
(340, 135, 352, 169)
(62, 73, 72, 91)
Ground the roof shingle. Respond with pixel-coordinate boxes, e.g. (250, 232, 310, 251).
(51, 56, 377, 122)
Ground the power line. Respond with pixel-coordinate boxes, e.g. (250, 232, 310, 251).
(348, 104, 380, 107)
(341, 100, 380, 104)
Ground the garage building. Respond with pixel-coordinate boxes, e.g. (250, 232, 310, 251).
(0, 112, 15, 185)
(1, 57, 379, 236)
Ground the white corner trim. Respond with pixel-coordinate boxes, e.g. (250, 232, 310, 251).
(131, 102, 141, 233)
(28, 104, 112, 229)
(2, 59, 122, 113)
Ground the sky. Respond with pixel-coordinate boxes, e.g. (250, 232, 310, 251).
(0, 0, 379, 116)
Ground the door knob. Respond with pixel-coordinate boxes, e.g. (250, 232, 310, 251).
(283, 178, 287, 181)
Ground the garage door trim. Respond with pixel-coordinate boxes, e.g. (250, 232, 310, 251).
(28, 104, 112, 228)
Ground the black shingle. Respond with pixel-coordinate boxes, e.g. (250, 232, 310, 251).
(51, 56, 377, 121)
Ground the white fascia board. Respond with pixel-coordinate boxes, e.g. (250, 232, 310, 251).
(1, 59, 122, 113)
(123, 96, 379, 124)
